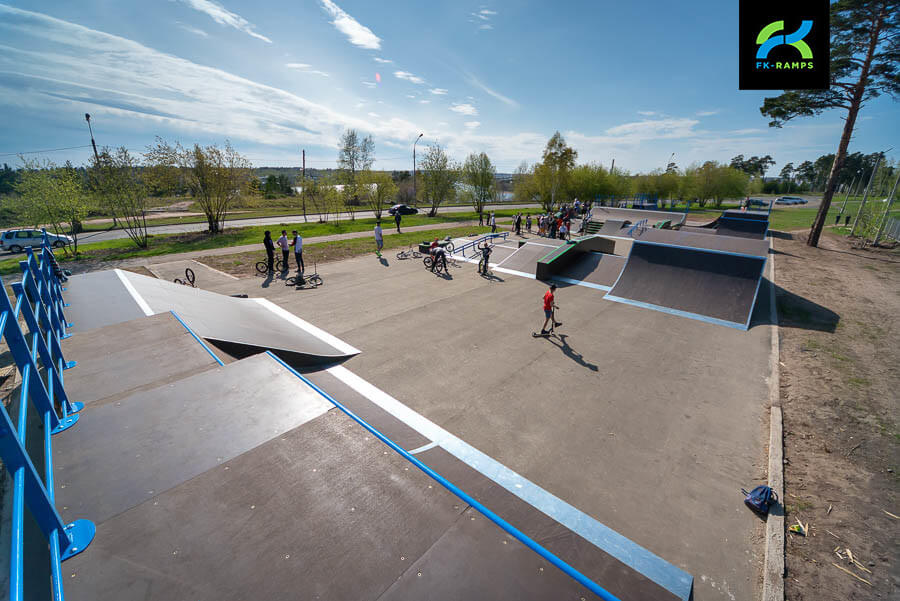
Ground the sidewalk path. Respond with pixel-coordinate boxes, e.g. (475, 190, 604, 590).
(66, 219, 508, 275)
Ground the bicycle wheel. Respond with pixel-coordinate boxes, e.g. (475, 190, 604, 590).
(275, 259, 286, 272)
(444, 241, 455, 253)
(478, 257, 486, 274)
(411, 250, 422, 258)
(255, 261, 269, 274)
(396, 250, 408, 260)
(184, 268, 195, 286)
(423, 256, 434, 270)
(286, 276, 299, 286)
(173, 278, 185, 285)
(308, 275, 323, 287)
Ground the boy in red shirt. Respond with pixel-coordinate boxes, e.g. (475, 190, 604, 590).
(539, 284, 561, 335)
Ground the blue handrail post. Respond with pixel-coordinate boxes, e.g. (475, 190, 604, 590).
(11, 282, 83, 416)
(0, 275, 95, 601)
(17, 262, 76, 371)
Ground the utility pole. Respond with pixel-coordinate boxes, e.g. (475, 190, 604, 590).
(851, 154, 882, 236)
(873, 169, 900, 246)
(412, 133, 423, 205)
(302, 149, 307, 223)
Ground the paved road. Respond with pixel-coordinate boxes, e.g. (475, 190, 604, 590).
(72, 203, 539, 245)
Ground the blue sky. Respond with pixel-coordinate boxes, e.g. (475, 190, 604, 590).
(0, 0, 897, 174)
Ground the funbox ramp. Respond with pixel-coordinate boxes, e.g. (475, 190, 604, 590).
(63, 269, 358, 364)
(604, 241, 767, 330)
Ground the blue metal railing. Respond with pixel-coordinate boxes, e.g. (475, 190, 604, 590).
(0, 233, 94, 601)
(451, 232, 509, 258)
(626, 219, 649, 236)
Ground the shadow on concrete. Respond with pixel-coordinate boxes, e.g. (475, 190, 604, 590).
(378, 257, 389, 267)
(749, 280, 839, 333)
(479, 272, 505, 282)
(540, 333, 599, 372)
(261, 272, 275, 288)
(767, 230, 795, 240)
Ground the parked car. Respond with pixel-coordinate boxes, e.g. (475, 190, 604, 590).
(747, 198, 769, 208)
(1, 229, 71, 253)
(775, 196, 807, 205)
(388, 204, 419, 216)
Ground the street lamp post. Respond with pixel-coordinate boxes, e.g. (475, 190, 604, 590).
(85, 113, 100, 165)
(412, 133, 423, 204)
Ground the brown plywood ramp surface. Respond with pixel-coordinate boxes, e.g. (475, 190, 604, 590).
(557, 253, 627, 289)
(53, 353, 333, 524)
(496, 242, 558, 275)
(605, 241, 766, 329)
(61, 409, 610, 601)
(61, 312, 220, 407)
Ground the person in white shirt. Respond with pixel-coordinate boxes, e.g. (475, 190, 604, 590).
(490, 212, 496, 233)
(277, 230, 290, 271)
(374, 222, 384, 257)
(290, 230, 304, 272)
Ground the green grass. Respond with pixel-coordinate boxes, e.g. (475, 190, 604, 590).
(768, 200, 900, 231)
(77, 200, 532, 232)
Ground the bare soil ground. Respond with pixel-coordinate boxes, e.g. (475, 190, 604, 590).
(773, 230, 899, 600)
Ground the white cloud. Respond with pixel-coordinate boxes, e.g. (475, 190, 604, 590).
(0, 5, 420, 152)
(286, 63, 329, 77)
(470, 7, 497, 30)
(319, 0, 381, 50)
(367, 112, 379, 117)
(405, 94, 416, 99)
(637, 110, 657, 116)
(464, 121, 480, 129)
(467, 74, 518, 108)
(373, 57, 392, 64)
(731, 128, 764, 135)
(419, 99, 430, 104)
(429, 88, 448, 95)
(604, 118, 699, 139)
(179, 0, 271, 43)
(361, 81, 376, 88)
(176, 22, 209, 38)
(450, 103, 478, 116)
(696, 109, 720, 116)
(394, 70, 425, 84)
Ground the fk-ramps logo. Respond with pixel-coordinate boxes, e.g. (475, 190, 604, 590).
(739, 0, 829, 90)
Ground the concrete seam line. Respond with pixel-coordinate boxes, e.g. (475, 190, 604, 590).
(762, 241, 784, 601)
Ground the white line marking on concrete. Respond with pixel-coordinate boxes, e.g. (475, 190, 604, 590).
(191, 259, 239, 280)
(408, 440, 438, 455)
(114, 269, 154, 316)
(253, 298, 360, 356)
(325, 364, 692, 600)
(493, 267, 536, 279)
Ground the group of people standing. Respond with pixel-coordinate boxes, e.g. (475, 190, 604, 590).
(262, 229, 304, 272)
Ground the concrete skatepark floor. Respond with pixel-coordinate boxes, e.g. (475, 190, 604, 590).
(185, 238, 775, 601)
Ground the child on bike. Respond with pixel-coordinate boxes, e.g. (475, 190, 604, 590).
(477, 239, 492, 275)
(429, 239, 447, 272)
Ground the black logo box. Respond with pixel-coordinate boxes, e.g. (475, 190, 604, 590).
(739, 0, 830, 90)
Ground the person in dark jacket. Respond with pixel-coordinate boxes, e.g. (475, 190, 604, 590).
(263, 230, 275, 272)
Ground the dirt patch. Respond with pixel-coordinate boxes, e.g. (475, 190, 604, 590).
(774, 230, 899, 600)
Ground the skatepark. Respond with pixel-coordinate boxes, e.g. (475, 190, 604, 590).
(0, 209, 776, 600)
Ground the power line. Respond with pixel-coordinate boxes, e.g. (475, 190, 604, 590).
(0, 144, 93, 158)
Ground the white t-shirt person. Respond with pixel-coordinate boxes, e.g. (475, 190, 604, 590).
(374, 223, 384, 254)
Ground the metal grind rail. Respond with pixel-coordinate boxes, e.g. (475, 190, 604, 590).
(0, 233, 94, 601)
(452, 232, 509, 258)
